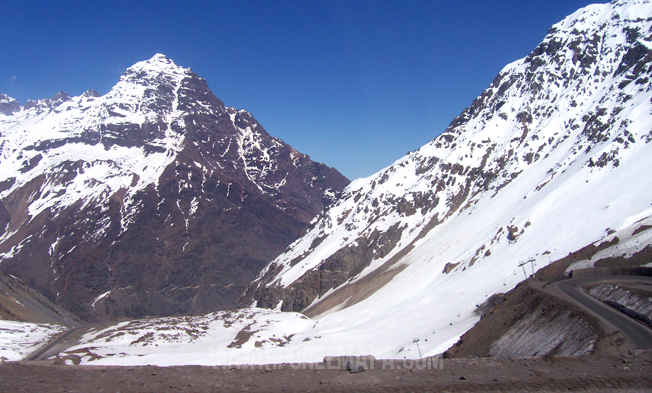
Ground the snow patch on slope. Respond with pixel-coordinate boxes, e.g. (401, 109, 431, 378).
(56, 309, 314, 366)
(0, 320, 64, 361)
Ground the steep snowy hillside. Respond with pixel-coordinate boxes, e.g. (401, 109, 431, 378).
(0, 54, 348, 321)
(236, 0, 652, 357)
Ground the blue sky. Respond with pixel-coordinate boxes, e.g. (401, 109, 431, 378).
(1, 1, 599, 180)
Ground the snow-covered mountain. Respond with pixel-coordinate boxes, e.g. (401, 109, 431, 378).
(0, 54, 349, 321)
(18, 0, 652, 367)
(234, 0, 652, 358)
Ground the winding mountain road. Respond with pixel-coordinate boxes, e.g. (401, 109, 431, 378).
(554, 276, 652, 350)
(25, 326, 88, 361)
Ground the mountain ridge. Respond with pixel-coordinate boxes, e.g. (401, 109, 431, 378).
(2, 0, 651, 367)
(237, 0, 652, 357)
(0, 54, 349, 321)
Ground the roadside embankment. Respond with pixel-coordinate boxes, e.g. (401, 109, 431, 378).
(589, 283, 652, 328)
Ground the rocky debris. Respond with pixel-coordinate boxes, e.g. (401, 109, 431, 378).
(241, 223, 406, 312)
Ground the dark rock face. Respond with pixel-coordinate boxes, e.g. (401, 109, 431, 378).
(0, 55, 349, 321)
(0, 201, 9, 236)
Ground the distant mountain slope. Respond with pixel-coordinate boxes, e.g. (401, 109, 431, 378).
(0, 54, 349, 321)
(238, 0, 652, 358)
(0, 270, 79, 327)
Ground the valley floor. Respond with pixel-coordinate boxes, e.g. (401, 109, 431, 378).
(1, 351, 651, 392)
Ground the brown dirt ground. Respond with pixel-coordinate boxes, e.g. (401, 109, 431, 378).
(1, 351, 651, 392)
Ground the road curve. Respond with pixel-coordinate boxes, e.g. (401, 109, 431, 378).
(555, 276, 652, 350)
(25, 326, 87, 361)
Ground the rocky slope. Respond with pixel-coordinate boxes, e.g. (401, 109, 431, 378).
(0, 270, 79, 327)
(445, 283, 599, 359)
(589, 283, 652, 326)
(0, 54, 348, 321)
(237, 0, 652, 358)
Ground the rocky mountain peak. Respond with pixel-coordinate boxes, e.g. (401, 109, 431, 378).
(119, 53, 186, 83)
(0, 93, 20, 115)
(100, 53, 226, 126)
(0, 55, 348, 321)
(49, 91, 71, 105)
(81, 89, 101, 99)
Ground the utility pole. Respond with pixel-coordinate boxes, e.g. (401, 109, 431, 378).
(528, 258, 536, 277)
(413, 338, 422, 359)
(518, 261, 528, 279)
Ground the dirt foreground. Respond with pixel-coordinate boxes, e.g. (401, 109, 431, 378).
(1, 351, 651, 392)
